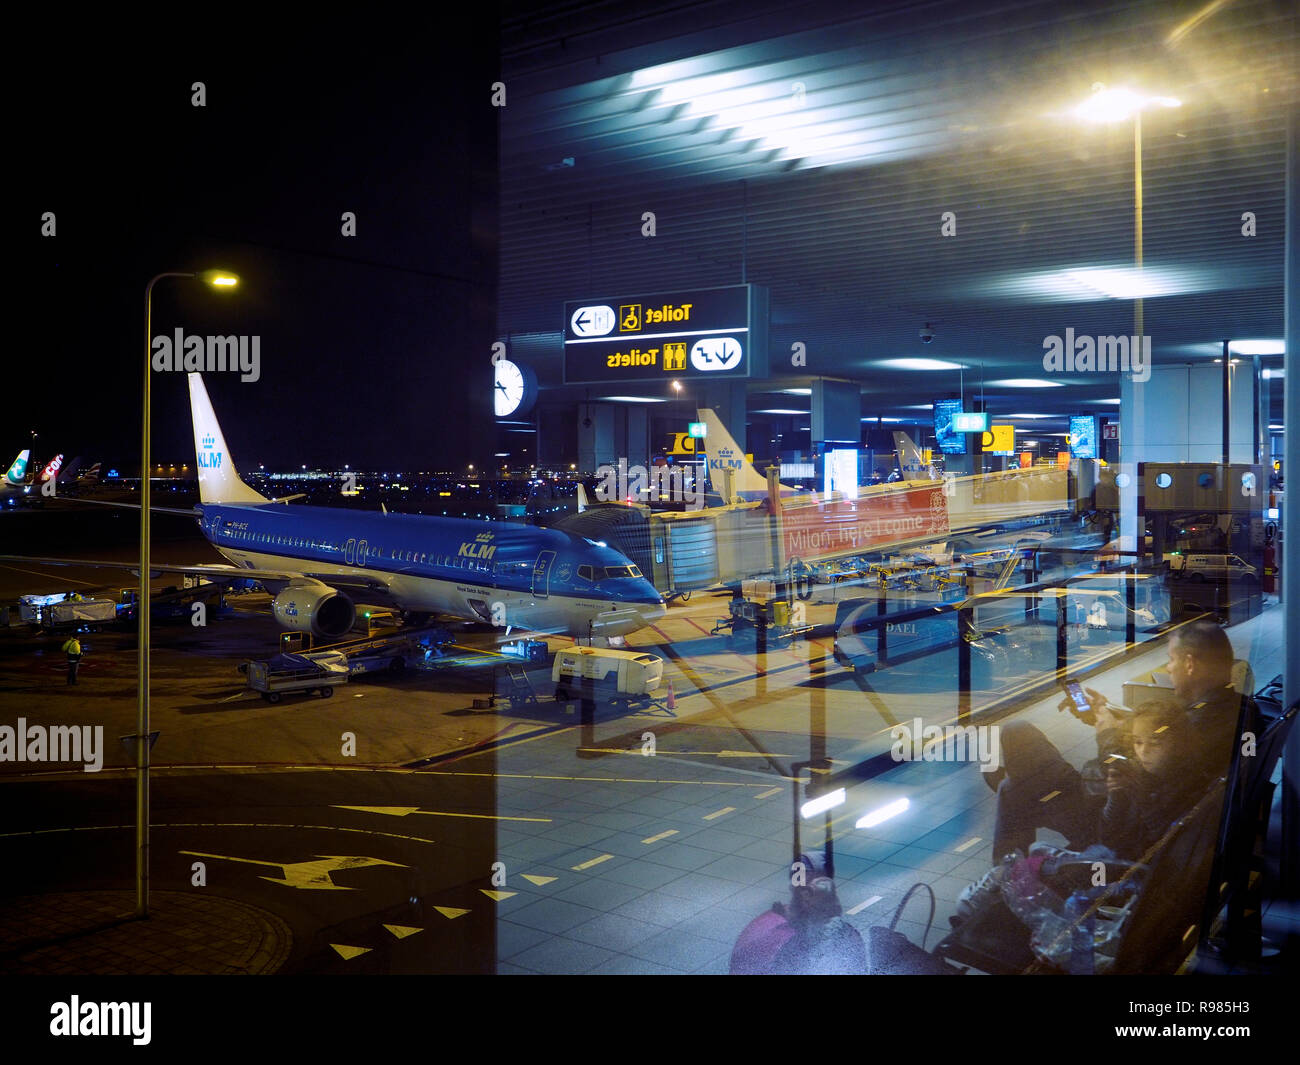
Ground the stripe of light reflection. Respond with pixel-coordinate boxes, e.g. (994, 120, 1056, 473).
(856, 797, 910, 829)
(800, 788, 845, 820)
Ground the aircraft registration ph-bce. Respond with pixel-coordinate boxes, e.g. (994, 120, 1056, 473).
(4, 374, 665, 641)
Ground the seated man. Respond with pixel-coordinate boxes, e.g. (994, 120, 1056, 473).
(988, 620, 1251, 865)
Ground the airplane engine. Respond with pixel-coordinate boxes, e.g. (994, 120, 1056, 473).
(272, 581, 355, 640)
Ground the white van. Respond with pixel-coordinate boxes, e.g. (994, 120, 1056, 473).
(552, 647, 663, 700)
(1170, 553, 1257, 582)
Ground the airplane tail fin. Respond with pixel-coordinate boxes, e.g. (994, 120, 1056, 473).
(576, 483, 589, 513)
(57, 457, 82, 484)
(38, 455, 64, 483)
(892, 431, 935, 481)
(82, 462, 101, 485)
(187, 374, 270, 504)
(4, 450, 29, 486)
(697, 407, 772, 497)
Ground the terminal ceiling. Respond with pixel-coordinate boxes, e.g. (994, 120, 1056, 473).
(498, 0, 1296, 433)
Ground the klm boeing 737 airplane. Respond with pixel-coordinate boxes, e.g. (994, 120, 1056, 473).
(3, 376, 666, 640)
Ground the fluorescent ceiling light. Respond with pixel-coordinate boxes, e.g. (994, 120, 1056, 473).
(1270, 425, 1284, 430)
(599, 396, 667, 403)
(993, 379, 1065, 389)
(755, 408, 807, 415)
(1005, 413, 1053, 419)
(862, 417, 904, 422)
(800, 788, 846, 819)
(856, 797, 910, 829)
(780, 388, 812, 395)
(1230, 340, 1284, 356)
(980, 265, 1227, 303)
(1095, 398, 1122, 404)
(903, 404, 934, 410)
(876, 358, 965, 371)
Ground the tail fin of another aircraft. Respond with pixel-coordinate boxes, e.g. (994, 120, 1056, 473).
(187, 374, 270, 505)
(697, 408, 774, 498)
(81, 462, 101, 485)
(38, 455, 64, 483)
(4, 450, 29, 486)
(892, 431, 936, 482)
(576, 483, 589, 513)
(57, 457, 82, 484)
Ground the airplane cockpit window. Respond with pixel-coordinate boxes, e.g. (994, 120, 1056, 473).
(577, 565, 594, 582)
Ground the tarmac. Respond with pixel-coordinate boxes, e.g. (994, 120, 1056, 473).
(0, 891, 292, 975)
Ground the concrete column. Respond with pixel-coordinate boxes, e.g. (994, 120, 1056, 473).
(625, 404, 649, 468)
(810, 379, 860, 444)
(700, 380, 748, 454)
(576, 403, 615, 474)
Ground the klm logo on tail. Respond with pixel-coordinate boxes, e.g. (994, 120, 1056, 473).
(198, 433, 223, 470)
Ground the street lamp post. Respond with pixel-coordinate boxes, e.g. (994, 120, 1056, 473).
(136, 268, 238, 919)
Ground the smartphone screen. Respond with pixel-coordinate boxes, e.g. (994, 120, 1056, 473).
(1062, 681, 1091, 715)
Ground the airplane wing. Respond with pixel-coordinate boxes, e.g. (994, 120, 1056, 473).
(0, 554, 404, 607)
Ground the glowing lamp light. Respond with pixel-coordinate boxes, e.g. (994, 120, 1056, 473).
(1075, 87, 1181, 123)
(199, 269, 240, 289)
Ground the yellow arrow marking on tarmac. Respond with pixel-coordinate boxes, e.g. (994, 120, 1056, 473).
(434, 906, 470, 920)
(179, 850, 406, 890)
(703, 807, 735, 821)
(333, 805, 550, 823)
(480, 890, 517, 901)
(383, 924, 423, 940)
(330, 944, 372, 960)
(571, 854, 614, 871)
(641, 830, 678, 844)
(521, 874, 557, 886)
(954, 837, 983, 853)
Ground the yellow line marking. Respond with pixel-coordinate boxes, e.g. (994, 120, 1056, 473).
(571, 854, 614, 871)
(1039, 790, 1061, 803)
(754, 787, 783, 799)
(847, 895, 883, 916)
(330, 944, 371, 960)
(180, 851, 406, 891)
(521, 874, 557, 886)
(425, 770, 798, 788)
(434, 906, 470, 920)
(0, 822, 440, 847)
(703, 807, 735, 821)
(479, 889, 517, 901)
(954, 837, 982, 853)
(383, 924, 423, 940)
(641, 830, 678, 844)
(333, 804, 550, 823)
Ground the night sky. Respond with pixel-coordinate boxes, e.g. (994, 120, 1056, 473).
(19, 16, 500, 475)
